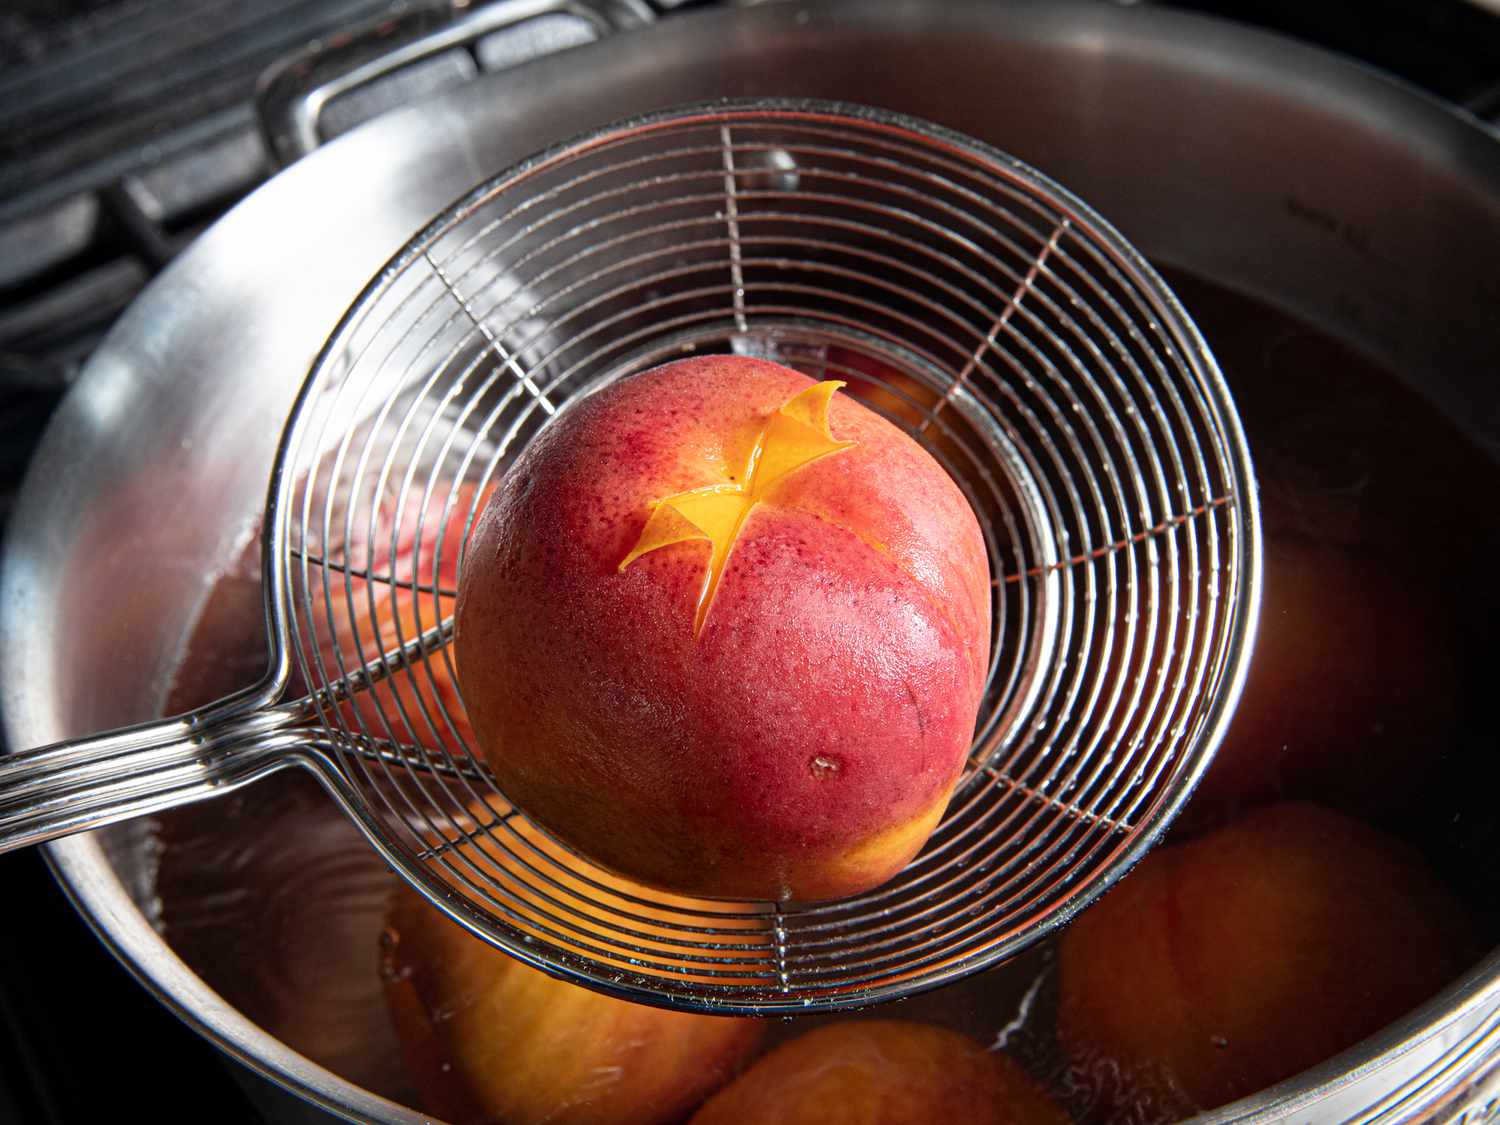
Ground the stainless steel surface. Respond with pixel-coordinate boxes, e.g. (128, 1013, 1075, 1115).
(3, 86, 494, 1122)
(2, 0, 1498, 1118)
(0, 699, 292, 851)
(256, 0, 654, 166)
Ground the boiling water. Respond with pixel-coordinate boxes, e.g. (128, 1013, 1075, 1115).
(148, 269, 1500, 1121)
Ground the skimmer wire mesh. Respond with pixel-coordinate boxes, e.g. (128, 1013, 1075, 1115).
(270, 101, 1259, 1014)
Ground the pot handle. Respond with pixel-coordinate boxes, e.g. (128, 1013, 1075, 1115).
(0, 701, 297, 854)
(255, 0, 657, 167)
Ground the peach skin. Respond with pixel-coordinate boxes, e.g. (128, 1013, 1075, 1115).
(382, 810, 764, 1125)
(1187, 536, 1454, 825)
(823, 346, 939, 431)
(455, 356, 991, 900)
(1057, 802, 1481, 1118)
(689, 1020, 1068, 1125)
(311, 481, 489, 755)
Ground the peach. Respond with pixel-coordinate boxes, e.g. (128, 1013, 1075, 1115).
(1188, 536, 1455, 823)
(690, 1021, 1068, 1125)
(456, 356, 991, 900)
(1057, 802, 1480, 1117)
(310, 481, 489, 754)
(382, 816, 764, 1125)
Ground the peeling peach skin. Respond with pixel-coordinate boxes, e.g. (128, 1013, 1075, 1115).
(620, 379, 857, 636)
(1056, 803, 1482, 1119)
(455, 356, 991, 901)
(689, 1021, 1070, 1125)
(382, 830, 764, 1125)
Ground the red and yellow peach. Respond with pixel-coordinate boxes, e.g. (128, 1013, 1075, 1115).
(1057, 802, 1480, 1117)
(312, 481, 489, 754)
(456, 356, 991, 900)
(382, 815, 763, 1125)
(689, 1020, 1068, 1125)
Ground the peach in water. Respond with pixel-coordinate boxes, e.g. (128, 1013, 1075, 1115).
(455, 356, 991, 900)
(382, 820, 763, 1125)
(1190, 536, 1455, 822)
(689, 1021, 1069, 1125)
(313, 482, 489, 753)
(1057, 802, 1480, 1117)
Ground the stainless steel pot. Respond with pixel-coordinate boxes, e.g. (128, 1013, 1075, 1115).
(4, 1, 1499, 1120)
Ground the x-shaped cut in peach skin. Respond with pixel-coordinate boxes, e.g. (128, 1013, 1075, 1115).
(618, 380, 857, 636)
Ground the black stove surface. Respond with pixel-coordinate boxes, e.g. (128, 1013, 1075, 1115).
(0, 848, 265, 1122)
(0, 1, 1497, 1122)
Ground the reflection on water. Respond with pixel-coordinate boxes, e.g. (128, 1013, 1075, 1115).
(152, 539, 414, 1103)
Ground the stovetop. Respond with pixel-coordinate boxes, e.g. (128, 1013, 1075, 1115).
(0, 1, 1497, 1121)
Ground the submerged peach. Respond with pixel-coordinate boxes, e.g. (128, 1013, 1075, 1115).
(382, 820, 763, 1125)
(455, 356, 991, 900)
(1057, 802, 1480, 1117)
(1190, 536, 1455, 823)
(313, 481, 488, 754)
(689, 1021, 1068, 1125)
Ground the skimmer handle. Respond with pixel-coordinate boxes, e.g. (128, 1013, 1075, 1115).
(0, 707, 296, 854)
